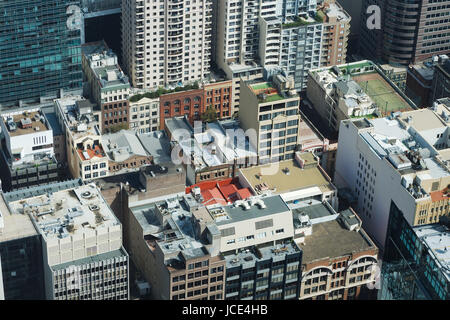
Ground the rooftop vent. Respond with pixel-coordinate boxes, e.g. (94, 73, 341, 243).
(81, 190, 94, 199)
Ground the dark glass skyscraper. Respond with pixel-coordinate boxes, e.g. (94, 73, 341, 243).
(0, 0, 82, 108)
(379, 201, 450, 300)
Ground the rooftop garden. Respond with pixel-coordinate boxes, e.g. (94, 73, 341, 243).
(129, 82, 200, 102)
(282, 12, 324, 28)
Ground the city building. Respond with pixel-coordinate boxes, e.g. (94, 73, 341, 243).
(5, 182, 130, 300)
(220, 64, 263, 117)
(0, 108, 60, 192)
(213, 0, 277, 70)
(0, 0, 82, 108)
(128, 193, 226, 300)
(186, 178, 253, 207)
(406, 61, 435, 108)
(82, 41, 131, 133)
(55, 96, 109, 181)
(165, 116, 258, 185)
(334, 106, 450, 249)
(293, 200, 379, 300)
(360, 0, 450, 65)
(238, 75, 301, 163)
(100, 130, 153, 174)
(379, 64, 407, 93)
(430, 55, 450, 104)
(259, 0, 351, 91)
(380, 201, 449, 300)
(159, 87, 206, 130)
(44, 112, 67, 165)
(306, 60, 416, 135)
(213, 195, 303, 300)
(237, 152, 338, 209)
(319, 1, 351, 68)
(0, 187, 47, 299)
(202, 80, 233, 120)
(129, 96, 160, 133)
(121, 0, 212, 90)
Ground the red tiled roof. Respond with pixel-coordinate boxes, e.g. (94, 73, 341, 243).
(237, 188, 252, 200)
(201, 188, 227, 206)
(219, 184, 238, 201)
(78, 145, 105, 161)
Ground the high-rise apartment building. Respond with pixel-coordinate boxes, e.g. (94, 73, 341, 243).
(258, 0, 350, 91)
(360, 0, 450, 65)
(0, 0, 83, 108)
(334, 105, 450, 249)
(122, 0, 212, 90)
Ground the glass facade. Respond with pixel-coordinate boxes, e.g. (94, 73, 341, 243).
(225, 248, 302, 300)
(0, 0, 82, 108)
(0, 235, 45, 300)
(379, 201, 449, 300)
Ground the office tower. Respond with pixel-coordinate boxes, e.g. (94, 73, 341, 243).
(334, 105, 450, 249)
(360, 0, 450, 65)
(81, 41, 131, 133)
(0, 108, 60, 192)
(0, 190, 45, 299)
(380, 201, 449, 300)
(238, 75, 301, 164)
(5, 182, 130, 300)
(0, 0, 83, 108)
(121, 0, 212, 90)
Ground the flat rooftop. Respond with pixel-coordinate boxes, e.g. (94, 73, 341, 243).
(55, 96, 100, 140)
(240, 154, 334, 195)
(137, 131, 172, 164)
(130, 195, 211, 267)
(0, 195, 38, 243)
(211, 195, 290, 226)
(298, 217, 374, 263)
(224, 240, 300, 269)
(102, 130, 148, 162)
(7, 183, 119, 241)
(399, 108, 447, 132)
(2, 110, 50, 137)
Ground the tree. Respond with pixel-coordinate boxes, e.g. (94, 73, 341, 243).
(201, 105, 218, 123)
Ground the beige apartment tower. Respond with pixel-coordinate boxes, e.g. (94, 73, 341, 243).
(122, 0, 212, 90)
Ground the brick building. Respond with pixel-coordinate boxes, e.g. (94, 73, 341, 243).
(160, 89, 205, 130)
